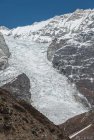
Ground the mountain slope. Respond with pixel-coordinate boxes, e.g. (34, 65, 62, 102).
(1, 9, 93, 124)
(1, 9, 94, 43)
(0, 89, 67, 140)
(45, 9, 94, 106)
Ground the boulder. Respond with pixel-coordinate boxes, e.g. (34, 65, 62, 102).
(1, 73, 31, 103)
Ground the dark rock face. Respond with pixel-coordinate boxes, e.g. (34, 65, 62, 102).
(0, 32, 10, 70)
(48, 30, 94, 106)
(59, 110, 94, 140)
(1, 73, 31, 103)
(0, 33, 10, 57)
(47, 38, 69, 61)
(0, 89, 69, 140)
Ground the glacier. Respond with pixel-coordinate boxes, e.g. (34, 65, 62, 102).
(0, 36, 88, 125)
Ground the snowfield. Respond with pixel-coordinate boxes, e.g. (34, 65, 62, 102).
(0, 36, 88, 125)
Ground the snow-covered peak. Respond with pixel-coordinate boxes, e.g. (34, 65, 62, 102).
(0, 26, 9, 35)
(12, 19, 51, 35)
(1, 9, 94, 42)
(0, 26, 9, 30)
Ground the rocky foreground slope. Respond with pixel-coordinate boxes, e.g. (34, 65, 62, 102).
(0, 89, 70, 140)
(0, 88, 94, 140)
(60, 110, 94, 140)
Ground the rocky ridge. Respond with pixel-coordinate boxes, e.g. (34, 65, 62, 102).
(1, 9, 94, 43)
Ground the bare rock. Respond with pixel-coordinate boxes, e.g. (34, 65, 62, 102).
(0, 89, 69, 140)
(0, 32, 10, 70)
(1, 73, 31, 103)
(59, 110, 94, 140)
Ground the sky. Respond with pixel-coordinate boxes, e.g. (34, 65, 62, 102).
(0, 0, 94, 28)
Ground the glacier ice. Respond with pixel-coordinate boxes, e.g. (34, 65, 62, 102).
(0, 36, 88, 125)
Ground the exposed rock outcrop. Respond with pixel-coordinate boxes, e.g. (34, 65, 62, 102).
(0, 89, 70, 140)
(0, 32, 10, 70)
(51, 32, 94, 106)
(1, 73, 31, 103)
(47, 38, 69, 62)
